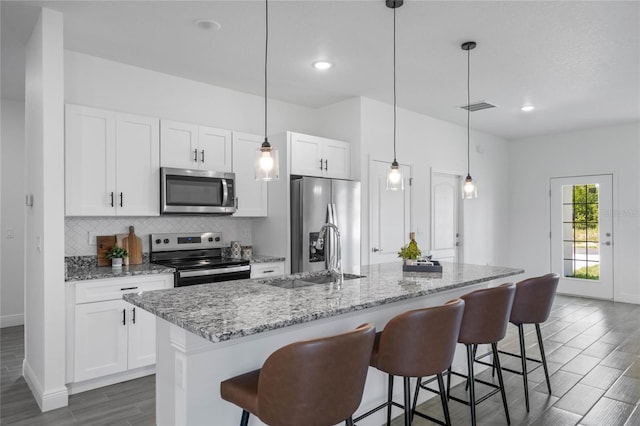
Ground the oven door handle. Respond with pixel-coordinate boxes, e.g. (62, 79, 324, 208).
(178, 265, 250, 278)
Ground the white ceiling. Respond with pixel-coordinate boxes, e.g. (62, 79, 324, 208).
(2, 0, 639, 140)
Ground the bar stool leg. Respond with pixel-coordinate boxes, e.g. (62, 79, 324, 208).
(240, 410, 250, 426)
(536, 323, 552, 394)
(345, 417, 354, 426)
(403, 377, 412, 426)
(436, 372, 451, 426)
(411, 377, 421, 421)
(491, 343, 511, 425)
(466, 344, 477, 426)
(518, 323, 530, 412)
(446, 366, 452, 400)
(387, 374, 394, 425)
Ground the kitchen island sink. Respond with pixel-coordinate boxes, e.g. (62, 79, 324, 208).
(263, 272, 364, 289)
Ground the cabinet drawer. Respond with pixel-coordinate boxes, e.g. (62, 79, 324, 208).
(250, 262, 284, 279)
(74, 274, 173, 304)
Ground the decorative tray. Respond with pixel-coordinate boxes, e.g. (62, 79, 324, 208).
(402, 260, 442, 273)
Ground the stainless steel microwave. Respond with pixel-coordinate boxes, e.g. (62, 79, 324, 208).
(160, 167, 236, 215)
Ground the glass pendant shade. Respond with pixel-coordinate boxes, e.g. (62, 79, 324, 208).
(255, 141, 279, 181)
(462, 174, 477, 199)
(386, 161, 404, 191)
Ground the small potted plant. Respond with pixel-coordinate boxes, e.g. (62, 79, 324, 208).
(105, 244, 128, 269)
(398, 232, 421, 265)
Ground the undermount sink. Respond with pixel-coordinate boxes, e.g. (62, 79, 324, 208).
(263, 273, 365, 290)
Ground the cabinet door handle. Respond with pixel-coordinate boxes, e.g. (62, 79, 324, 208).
(319, 159, 323, 170)
(120, 286, 138, 291)
(262, 270, 275, 274)
(122, 309, 126, 325)
(193, 149, 198, 162)
(324, 159, 328, 170)
(132, 307, 136, 324)
(235, 197, 239, 209)
(119, 192, 123, 207)
(110, 192, 114, 207)
(201, 149, 205, 163)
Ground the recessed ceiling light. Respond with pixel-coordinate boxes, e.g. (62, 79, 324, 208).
(194, 19, 221, 31)
(521, 105, 535, 112)
(312, 61, 334, 70)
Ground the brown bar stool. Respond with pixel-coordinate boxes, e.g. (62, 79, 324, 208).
(220, 323, 375, 426)
(354, 299, 465, 426)
(486, 273, 559, 412)
(446, 283, 515, 426)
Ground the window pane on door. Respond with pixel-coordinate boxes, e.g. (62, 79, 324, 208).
(562, 184, 600, 280)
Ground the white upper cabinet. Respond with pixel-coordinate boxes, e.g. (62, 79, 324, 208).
(289, 132, 351, 179)
(65, 104, 159, 216)
(232, 132, 267, 217)
(116, 113, 160, 216)
(160, 120, 232, 172)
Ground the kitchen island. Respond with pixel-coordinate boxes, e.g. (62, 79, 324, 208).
(124, 262, 523, 425)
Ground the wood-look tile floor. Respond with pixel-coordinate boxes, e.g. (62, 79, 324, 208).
(1, 295, 639, 425)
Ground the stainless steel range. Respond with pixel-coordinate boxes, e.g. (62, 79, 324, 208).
(150, 232, 250, 287)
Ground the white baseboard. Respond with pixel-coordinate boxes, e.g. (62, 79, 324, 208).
(67, 365, 155, 395)
(616, 292, 640, 305)
(23, 359, 69, 412)
(1, 313, 24, 328)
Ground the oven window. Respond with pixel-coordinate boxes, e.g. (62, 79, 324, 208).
(166, 175, 222, 206)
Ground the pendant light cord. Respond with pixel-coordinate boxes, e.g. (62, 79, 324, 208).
(393, 6, 397, 163)
(264, 0, 269, 141)
(466, 46, 471, 176)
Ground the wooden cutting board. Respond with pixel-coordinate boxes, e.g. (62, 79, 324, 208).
(97, 235, 116, 266)
(116, 233, 129, 266)
(123, 226, 143, 265)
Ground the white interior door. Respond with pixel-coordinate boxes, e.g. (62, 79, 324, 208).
(550, 175, 613, 299)
(431, 171, 462, 262)
(369, 159, 412, 264)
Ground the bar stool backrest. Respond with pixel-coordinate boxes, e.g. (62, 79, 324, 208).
(375, 299, 465, 377)
(458, 283, 516, 345)
(257, 323, 375, 426)
(510, 273, 559, 325)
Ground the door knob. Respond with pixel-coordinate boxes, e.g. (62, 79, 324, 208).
(372, 247, 381, 252)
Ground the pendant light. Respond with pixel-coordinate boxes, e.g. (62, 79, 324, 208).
(255, 0, 280, 181)
(385, 0, 404, 191)
(461, 41, 477, 198)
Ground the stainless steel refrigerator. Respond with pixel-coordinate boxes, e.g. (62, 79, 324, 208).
(291, 177, 361, 274)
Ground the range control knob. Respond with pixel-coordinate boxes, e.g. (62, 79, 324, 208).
(163, 239, 170, 244)
(155, 239, 161, 244)
(215, 237, 221, 242)
(208, 237, 214, 242)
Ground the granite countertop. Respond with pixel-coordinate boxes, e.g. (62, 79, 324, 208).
(250, 254, 286, 263)
(66, 262, 175, 282)
(65, 254, 283, 282)
(123, 262, 523, 344)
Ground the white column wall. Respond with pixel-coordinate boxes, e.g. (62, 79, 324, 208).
(1, 99, 26, 327)
(23, 7, 68, 411)
(507, 122, 640, 303)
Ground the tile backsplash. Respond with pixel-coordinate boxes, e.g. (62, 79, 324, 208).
(65, 216, 253, 256)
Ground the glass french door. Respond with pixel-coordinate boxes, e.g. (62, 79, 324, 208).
(550, 175, 613, 299)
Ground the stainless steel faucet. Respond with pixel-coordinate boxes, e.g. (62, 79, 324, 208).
(319, 222, 343, 286)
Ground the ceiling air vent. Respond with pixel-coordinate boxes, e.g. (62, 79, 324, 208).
(460, 101, 496, 112)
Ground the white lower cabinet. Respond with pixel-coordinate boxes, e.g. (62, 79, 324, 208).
(250, 262, 285, 279)
(67, 274, 173, 392)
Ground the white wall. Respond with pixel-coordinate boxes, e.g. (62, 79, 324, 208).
(23, 8, 68, 411)
(65, 50, 319, 140)
(508, 122, 640, 303)
(359, 97, 510, 266)
(1, 99, 26, 327)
